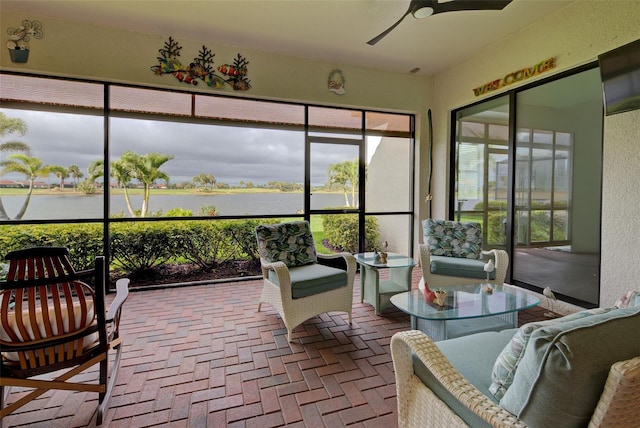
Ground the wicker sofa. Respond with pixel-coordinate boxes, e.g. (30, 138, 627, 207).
(391, 307, 640, 428)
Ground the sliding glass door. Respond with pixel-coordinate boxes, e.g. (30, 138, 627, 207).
(513, 68, 602, 306)
(453, 66, 603, 307)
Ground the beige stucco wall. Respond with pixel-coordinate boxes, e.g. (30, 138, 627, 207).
(601, 109, 640, 307)
(431, 0, 640, 307)
(1, 12, 431, 113)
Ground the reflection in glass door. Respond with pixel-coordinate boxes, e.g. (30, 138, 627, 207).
(454, 96, 510, 249)
(514, 129, 571, 246)
(514, 68, 602, 306)
(453, 67, 603, 307)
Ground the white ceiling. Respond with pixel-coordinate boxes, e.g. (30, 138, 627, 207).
(1, 0, 574, 76)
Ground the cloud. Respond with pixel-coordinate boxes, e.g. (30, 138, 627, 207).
(2, 108, 355, 186)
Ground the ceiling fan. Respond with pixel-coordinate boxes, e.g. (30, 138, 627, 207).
(367, 0, 513, 46)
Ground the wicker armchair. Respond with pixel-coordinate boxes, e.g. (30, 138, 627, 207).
(255, 221, 355, 342)
(391, 329, 640, 428)
(0, 247, 129, 425)
(420, 219, 509, 290)
(419, 245, 509, 288)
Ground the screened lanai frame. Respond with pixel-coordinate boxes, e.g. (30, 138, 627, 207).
(0, 71, 415, 287)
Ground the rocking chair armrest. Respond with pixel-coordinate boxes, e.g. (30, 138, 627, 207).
(106, 278, 129, 323)
(74, 268, 97, 280)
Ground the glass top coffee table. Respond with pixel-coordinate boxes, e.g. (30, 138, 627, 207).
(354, 252, 417, 315)
(390, 284, 540, 341)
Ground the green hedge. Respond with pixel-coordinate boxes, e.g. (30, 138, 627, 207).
(0, 217, 372, 280)
(0, 219, 266, 276)
(472, 200, 567, 244)
(0, 223, 103, 270)
(322, 214, 379, 253)
(110, 222, 176, 273)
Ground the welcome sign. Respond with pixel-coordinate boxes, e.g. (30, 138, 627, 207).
(473, 58, 556, 96)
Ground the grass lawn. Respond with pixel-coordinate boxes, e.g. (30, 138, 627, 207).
(310, 216, 332, 254)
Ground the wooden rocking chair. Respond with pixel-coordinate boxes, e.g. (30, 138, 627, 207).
(0, 247, 129, 425)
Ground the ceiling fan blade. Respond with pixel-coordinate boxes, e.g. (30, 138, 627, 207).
(434, 0, 512, 14)
(367, 5, 413, 46)
(367, 0, 512, 45)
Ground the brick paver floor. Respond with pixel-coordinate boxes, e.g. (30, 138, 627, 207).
(2, 269, 551, 427)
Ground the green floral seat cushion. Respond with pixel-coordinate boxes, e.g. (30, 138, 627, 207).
(423, 219, 482, 260)
(255, 221, 318, 268)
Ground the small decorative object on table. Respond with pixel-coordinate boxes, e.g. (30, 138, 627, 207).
(483, 258, 495, 280)
(434, 289, 447, 307)
(483, 258, 495, 294)
(482, 284, 494, 294)
(379, 241, 389, 264)
(423, 282, 436, 302)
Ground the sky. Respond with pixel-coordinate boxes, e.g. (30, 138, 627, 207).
(1, 108, 360, 187)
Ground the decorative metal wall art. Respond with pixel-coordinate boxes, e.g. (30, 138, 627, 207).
(328, 69, 346, 95)
(151, 37, 251, 91)
(6, 19, 43, 63)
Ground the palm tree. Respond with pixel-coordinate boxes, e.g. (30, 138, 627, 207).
(193, 173, 204, 189)
(193, 172, 216, 190)
(118, 151, 174, 217)
(0, 112, 28, 140)
(68, 164, 83, 189)
(87, 160, 104, 184)
(327, 163, 348, 206)
(0, 112, 30, 220)
(110, 158, 135, 217)
(327, 159, 359, 207)
(0, 154, 50, 220)
(204, 173, 216, 190)
(76, 159, 104, 194)
(49, 165, 69, 191)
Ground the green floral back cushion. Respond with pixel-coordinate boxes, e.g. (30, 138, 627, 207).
(422, 219, 482, 259)
(255, 221, 318, 268)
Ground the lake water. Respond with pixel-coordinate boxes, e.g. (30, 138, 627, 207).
(1, 192, 347, 220)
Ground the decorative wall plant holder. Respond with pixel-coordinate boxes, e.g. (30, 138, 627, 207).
(6, 20, 43, 63)
(8, 49, 29, 63)
(328, 69, 346, 95)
